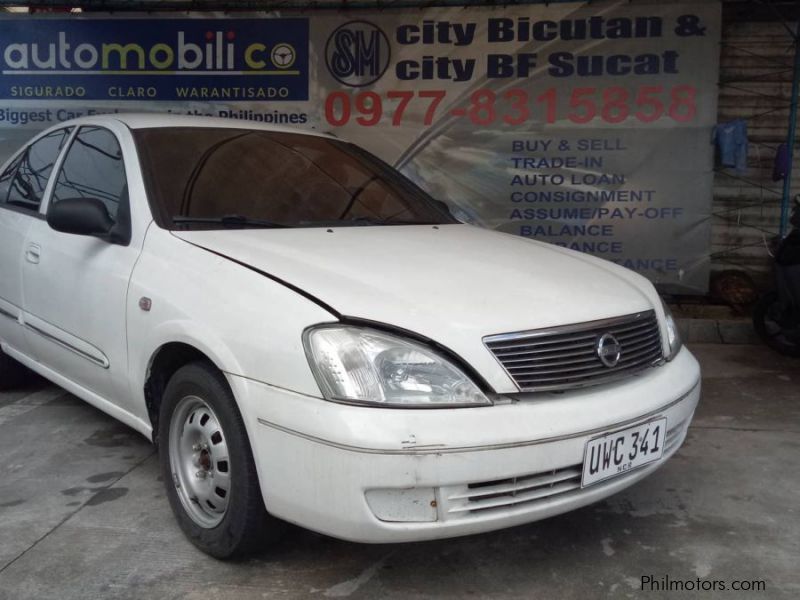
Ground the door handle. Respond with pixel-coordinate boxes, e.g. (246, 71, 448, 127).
(25, 243, 41, 264)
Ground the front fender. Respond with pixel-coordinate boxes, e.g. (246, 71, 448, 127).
(125, 228, 336, 425)
(140, 319, 243, 383)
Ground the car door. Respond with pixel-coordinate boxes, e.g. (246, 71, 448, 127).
(0, 128, 72, 359)
(22, 124, 141, 405)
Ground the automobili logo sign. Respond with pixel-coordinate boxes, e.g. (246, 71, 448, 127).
(0, 19, 309, 101)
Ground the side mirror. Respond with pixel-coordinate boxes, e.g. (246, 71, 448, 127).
(47, 198, 114, 238)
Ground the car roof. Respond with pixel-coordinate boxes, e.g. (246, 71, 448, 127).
(53, 112, 334, 138)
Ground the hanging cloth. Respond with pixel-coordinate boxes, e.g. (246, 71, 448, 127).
(772, 143, 789, 181)
(712, 119, 748, 173)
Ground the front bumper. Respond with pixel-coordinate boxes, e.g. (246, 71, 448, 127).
(231, 347, 701, 543)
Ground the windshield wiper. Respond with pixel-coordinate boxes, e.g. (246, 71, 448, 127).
(325, 217, 441, 226)
(172, 215, 291, 229)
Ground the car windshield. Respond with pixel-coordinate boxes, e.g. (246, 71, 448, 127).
(133, 126, 456, 229)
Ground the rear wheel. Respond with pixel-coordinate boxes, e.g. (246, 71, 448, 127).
(753, 291, 800, 357)
(158, 362, 283, 558)
(0, 347, 30, 391)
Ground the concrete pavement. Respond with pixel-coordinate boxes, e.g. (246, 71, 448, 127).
(0, 343, 798, 599)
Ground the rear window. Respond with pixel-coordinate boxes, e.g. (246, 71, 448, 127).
(133, 127, 454, 229)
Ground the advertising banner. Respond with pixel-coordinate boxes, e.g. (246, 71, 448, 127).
(0, 1, 721, 293)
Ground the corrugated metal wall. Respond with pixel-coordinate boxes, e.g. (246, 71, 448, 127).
(713, 17, 798, 288)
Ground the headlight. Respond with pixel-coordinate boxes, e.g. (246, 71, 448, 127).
(661, 299, 682, 360)
(303, 326, 491, 407)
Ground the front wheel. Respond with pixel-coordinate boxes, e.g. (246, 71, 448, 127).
(753, 291, 800, 357)
(158, 362, 283, 558)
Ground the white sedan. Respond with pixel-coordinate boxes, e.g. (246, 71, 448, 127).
(0, 114, 700, 558)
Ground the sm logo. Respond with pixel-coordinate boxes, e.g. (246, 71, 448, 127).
(325, 21, 390, 87)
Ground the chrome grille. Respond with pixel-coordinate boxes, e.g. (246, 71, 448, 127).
(484, 311, 663, 392)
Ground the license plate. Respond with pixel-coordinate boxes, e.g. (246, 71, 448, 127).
(581, 417, 667, 487)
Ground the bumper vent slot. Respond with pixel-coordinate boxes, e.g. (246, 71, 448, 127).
(484, 310, 663, 392)
(447, 417, 689, 517)
(448, 466, 582, 514)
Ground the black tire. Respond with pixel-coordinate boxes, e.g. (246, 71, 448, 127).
(753, 291, 800, 357)
(158, 361, 283, 558)
(0, 347, 30, 391)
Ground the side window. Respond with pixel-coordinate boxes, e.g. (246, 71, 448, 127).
(5, 129, 71, 212)
(51, 126, 127, 221)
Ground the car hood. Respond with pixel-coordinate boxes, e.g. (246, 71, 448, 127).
(173, 224, 662, 393)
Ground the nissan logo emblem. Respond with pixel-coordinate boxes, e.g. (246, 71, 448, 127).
(596, 333, 622, 368)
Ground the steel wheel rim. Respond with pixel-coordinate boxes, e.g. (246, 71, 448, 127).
(169, 395, 231, 529)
